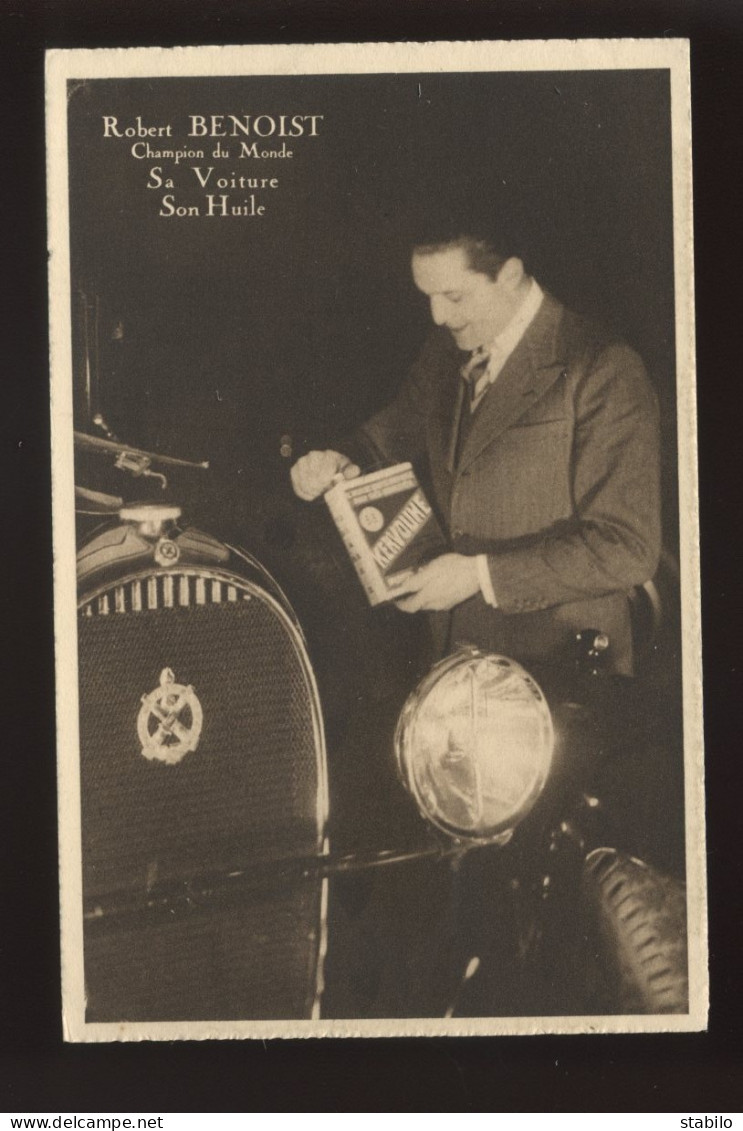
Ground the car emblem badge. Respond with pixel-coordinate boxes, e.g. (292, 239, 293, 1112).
(154, 538, 180, 566)
(137, 667, 203, 765)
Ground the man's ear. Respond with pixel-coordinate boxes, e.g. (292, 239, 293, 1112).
(498, 257, 525, 290)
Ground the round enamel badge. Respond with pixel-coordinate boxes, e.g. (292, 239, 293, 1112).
(358, 506, 384, 533)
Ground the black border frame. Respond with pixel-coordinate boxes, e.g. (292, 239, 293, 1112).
(2, 0, 741, 1112)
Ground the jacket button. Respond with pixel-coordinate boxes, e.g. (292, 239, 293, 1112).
(452, 528, 463, 538)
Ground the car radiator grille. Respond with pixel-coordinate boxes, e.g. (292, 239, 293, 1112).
(77, 567, 327, 1022)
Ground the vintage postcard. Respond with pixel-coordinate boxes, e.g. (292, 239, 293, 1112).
(47, 40, 705, 1040)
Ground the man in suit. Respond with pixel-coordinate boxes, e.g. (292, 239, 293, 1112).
(291, 229, 661, 675)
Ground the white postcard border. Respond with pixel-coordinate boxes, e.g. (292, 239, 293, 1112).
(47, 38, 705, 1042)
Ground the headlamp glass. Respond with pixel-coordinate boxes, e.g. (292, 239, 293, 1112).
(395, 649, 554, 843)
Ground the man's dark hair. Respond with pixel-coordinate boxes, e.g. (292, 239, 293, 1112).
(411, 234, 507, 280)
(404, 188, 526, 277)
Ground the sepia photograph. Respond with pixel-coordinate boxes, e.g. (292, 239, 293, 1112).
(47, 39, 704, 1040)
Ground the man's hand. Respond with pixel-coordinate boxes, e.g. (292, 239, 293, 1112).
(393, 553, 481, 612)
(290, 449, 360, 501)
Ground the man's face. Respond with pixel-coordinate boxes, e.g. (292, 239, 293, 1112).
(411, 246, 515, 352)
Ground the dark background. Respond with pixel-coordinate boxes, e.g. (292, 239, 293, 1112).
(68, 69, 675, 521)
(2, 0, 742, 1114)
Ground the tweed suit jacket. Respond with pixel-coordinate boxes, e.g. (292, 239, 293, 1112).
(360, 293, 661, 674)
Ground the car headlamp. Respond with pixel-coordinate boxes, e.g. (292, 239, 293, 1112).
(395, 648, 554, 844)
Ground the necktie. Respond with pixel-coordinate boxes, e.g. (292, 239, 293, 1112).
(454, 348, 491, 467)
(460, 347, 491, 410)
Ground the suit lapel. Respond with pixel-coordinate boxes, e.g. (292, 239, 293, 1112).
(445, 380, 467, 474)
(456, 294, 568, 473)
(427, 336, 465, 475)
